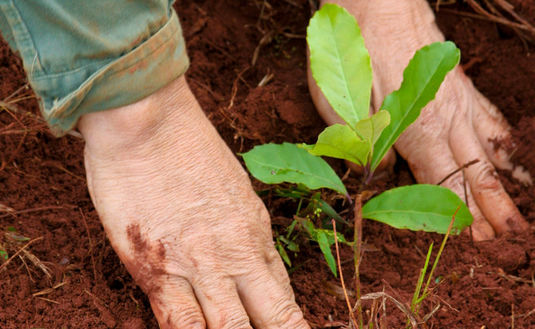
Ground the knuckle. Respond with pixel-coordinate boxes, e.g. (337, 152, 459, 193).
(219, 314, 251, 329)
(166, 308, 205, 329)
(264, 247, 282, 265)
(442, 172, 464, 195)
(472, 161, 501, 192)
(270, 298, 306, 327)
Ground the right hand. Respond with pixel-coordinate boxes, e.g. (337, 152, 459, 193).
(78, 76, 310, 328)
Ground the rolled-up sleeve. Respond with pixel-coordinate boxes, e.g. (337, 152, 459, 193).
(0, 0, 189, 136)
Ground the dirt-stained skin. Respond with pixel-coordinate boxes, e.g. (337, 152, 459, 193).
(124, 223, 167, 296)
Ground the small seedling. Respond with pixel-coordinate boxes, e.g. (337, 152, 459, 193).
(243, 3, 472, 272)
(270, 184, 349, 268)
(242, 4, 473, 328)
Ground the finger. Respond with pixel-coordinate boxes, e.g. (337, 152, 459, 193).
(148, 276, 206, 329)
(450, 122, 528, 234)
(402, 140, 495, 240)
(192, 277, 252, 329)
(470, 89, 533, 185)
(264, 247, 294, 295)
(439, 170, 495, 241)
(470, 87, 514, 170)
(237, 262, 310, 329)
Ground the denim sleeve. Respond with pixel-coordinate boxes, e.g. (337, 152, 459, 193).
(0, 0, 189, 136)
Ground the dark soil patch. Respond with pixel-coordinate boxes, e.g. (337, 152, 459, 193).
(1, 1, 534, 328)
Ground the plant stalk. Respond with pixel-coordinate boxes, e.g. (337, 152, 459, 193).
(332, 219, 359, 329)
(419, 206, 460, 303)
(354, 193, 364, 328)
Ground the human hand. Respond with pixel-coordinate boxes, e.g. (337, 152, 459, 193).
(310, 0, 530, 240)
(78, 76, 310, 328)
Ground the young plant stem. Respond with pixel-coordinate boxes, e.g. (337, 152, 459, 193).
(354, 193, 364, 328)
(332, 219, 359, 329)
(419, 206, 460, 303)
(363, 164, 374, 186)
(411, 243, 434, 313)
(412, 206, 461, 320)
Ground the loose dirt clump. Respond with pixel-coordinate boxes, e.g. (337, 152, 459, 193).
(0, 0, 534, 328)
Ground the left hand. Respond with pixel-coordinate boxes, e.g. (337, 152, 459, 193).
(309, 0, 530, 240)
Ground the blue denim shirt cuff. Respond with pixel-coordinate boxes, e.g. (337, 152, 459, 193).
(30, 11, 189, 136)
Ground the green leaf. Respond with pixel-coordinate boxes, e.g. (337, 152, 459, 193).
(285, 219, 298, 239)
(316, 230, 338, 276)
(308, 3, 372, 127)
(362, 184, 473, 234)
(299, 219, 347, 276)
(371, 42, 461, 170)
(301, 219, 316, 238)
(315, 228, 347, 245)
(317, 198, 347, 225)
(242, 143, 347, 195)
(299, 219, 347, 244)
(287, 240, 300, 253)
(355, 110, 391, 145)
(276, 240, 292, 267)
(303, 124, 371, 166)
(411, 243, 433, 311)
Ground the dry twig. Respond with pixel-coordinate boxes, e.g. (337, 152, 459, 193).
(32, 282, 67, 297)
(0, 236, 43, 272)
(438, 0, 535, 43)
(332, 219, 358, 328)
(355, 292, 419, 328)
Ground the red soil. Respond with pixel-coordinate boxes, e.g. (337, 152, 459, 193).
(0, 0, 534, 328)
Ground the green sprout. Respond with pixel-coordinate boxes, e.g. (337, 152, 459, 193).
(242, 3, 472, 274)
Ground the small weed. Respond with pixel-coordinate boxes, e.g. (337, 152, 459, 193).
(268, 184, 348, 268)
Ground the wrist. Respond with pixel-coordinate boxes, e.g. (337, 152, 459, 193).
(78, 76, 196, 157)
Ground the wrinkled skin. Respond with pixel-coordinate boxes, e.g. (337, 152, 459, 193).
(310, 0, 530, 241)
(77, 0, 530, 328)
(79, 76, 310, 328)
